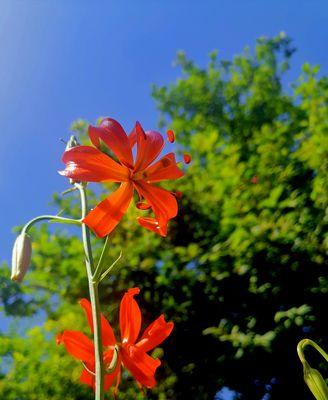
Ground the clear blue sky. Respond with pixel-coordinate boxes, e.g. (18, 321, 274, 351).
(0, 0, 327, 263)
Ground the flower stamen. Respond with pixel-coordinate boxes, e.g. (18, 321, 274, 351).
(183, 154, 191, 164)
(166, 130, 175, 143)
(136, 201, 151, 210)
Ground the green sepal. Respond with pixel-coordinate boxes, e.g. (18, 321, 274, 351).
(303, 361, 328, 400)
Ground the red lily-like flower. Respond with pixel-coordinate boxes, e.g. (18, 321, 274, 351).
(59, 118, 185, 237)
(57, 288, 173, 392)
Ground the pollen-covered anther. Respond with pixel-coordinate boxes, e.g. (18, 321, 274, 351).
(136, 202, 151, 210)
(183, 154, 191, 164)
(166, 130, 175, 143)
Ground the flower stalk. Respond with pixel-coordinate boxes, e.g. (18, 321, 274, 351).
(21, 214, 81, 235)
(12, 118, 182, 396)
(76, 182, 105, 400)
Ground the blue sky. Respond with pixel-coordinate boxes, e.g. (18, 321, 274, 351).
(0, 0, 327, 263)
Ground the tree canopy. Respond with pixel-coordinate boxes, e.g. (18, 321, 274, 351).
(1, 34, 327, 399)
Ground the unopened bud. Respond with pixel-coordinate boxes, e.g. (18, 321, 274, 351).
(66, 135, 80, 184)
(65, 135, 80, 151)
(11, 233, 32, 282)
(303, 361, 328, 400)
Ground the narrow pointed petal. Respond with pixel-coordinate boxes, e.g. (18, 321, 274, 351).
(121, 345, 161, 388)
(134, 182, 178, 236)
(144, 153, 184, 182)
(57, 330, 94, 362)
(136, 315, 174, 353)
(134, 181, 178, 223)
(128, 122, 139, 147)
(104, 368, 120, 392)
(114, 367, 121, 397)
(119, 288, 142, 345)
(79, 299, 116, 346)
(89, 118, 134, 168)
(137, 217, 168, 237)
(134, 127, 165, 171)
(83, 182, 134, 238)
(60, 146, 129, 182)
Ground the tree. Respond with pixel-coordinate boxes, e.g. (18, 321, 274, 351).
(1, 34, 327, 399)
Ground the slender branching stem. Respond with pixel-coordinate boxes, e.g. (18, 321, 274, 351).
(76, 183, 105, 400)
(22, 215, 81, 235)
(297, 338, 328, 364)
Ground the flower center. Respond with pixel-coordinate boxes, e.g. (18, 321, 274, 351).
(131, 170, 148, 181)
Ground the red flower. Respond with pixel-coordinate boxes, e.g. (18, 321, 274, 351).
(60, 118, 185, 237)
(57, 288, 173, 392)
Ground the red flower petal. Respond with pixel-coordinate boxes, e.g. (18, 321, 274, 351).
(121, 345, 161, 388)
(134, 181, 178, 229)
(89, 118, 134, 168)
(83, 182, 134, 238)
(59, 146, 129, 182)
(119, 288, 142, 345)
(137, 217, 168, 237)
(79, 298, 116, 347)
(134, 128, 164, 172)
(144, 153, 184, 182)
(57, 330, 94, 362)
(104, 367, 120, 392)
(136, 315, 174, 353)
(128, 121, 140, 147)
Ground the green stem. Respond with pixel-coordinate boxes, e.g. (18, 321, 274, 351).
(77, 183, 105, 400)
(297, 339, 328, 364)
(99, 251, 123, 283)
(22, 215, 81, 235)
(93, 235, 111, 282)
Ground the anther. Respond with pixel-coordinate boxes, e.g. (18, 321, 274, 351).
(166, 130, 175, 143)
(183, 154, 191, 164)
(136, 202, 151, 210)
(173, 191, 182, 199)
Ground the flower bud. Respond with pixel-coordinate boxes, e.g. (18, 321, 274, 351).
(11, 233, 32, 282)
(65, 135, 80, 151)
(303, 361, 328, 400)
(65, 135, 80, 184)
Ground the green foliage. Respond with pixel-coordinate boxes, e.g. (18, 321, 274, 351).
(1, 34, 327, 399)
